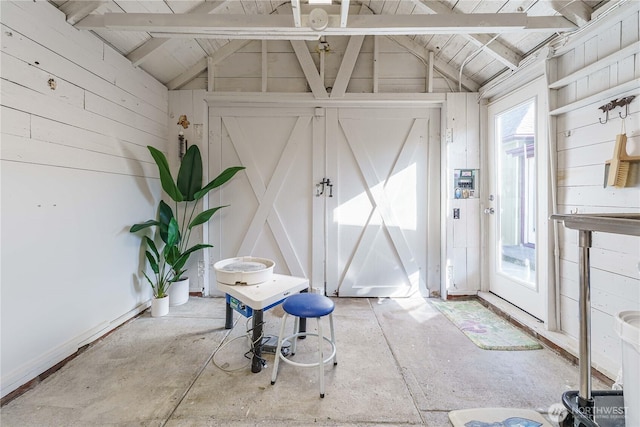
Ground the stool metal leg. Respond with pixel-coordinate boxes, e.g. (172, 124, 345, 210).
(317, 317, 325, 398)
(329, 313, 337, 365)
(292, 316, 300, 356)
(271, 312, 289, 385)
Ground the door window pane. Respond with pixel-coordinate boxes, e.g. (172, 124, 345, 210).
(496, 99, 536, 286)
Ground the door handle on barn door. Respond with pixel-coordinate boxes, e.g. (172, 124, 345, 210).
(484, 208, 495, 215)
(316, 178, 333, 197)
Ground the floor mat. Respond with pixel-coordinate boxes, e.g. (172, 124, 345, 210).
(431, 300, 542, 351)
(449, 408, 552, 427)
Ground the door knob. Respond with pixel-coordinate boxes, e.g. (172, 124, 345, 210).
(484, 207, 495, 215)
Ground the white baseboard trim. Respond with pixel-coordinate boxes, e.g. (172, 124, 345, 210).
(446, 290, 478, 297)
(478, 291, 617, 381)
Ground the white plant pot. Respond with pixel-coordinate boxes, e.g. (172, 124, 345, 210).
(168, 277, 189, 306)
(151, 295, 169, 317)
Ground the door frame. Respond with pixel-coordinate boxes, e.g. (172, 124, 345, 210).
(481, 76, 553, 325)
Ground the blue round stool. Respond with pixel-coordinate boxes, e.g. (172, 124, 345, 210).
(270, 292, 337, 398)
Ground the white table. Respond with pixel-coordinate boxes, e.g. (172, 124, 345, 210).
(217, 274, 309, 373)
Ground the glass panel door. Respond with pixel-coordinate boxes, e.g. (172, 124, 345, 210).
(496, 100, 536, 286)
(486, 76, 549, 322)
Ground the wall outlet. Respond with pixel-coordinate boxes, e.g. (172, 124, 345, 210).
(453, 208, 460, 219)
(445, 128, 453, 143)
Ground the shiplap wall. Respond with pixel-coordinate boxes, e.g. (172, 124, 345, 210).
(184, 37, 452, 93)
(167, 90, 211, 294)
(550, 3, 640, 376)
(1, 1, 168, 398)
(444, 93, 481, 297)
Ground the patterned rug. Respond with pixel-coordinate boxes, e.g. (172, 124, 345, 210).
(431, 300, 542, 351)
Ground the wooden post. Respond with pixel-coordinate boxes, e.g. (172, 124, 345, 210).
(262, 40, 268, 93)
(373, 36, 379, 94)
(426, 50, 434, 93)
(207, 56, 214, 93)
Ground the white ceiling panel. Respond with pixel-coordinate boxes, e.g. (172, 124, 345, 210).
(165, 1, 203, 14)
(139, 38, 207, 84)
(469, 57, 506, 83)
(497, 0, 537, 14)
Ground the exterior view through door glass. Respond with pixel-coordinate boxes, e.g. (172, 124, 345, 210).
(497, 100, 536, 285)
(487, 78, 548, 322)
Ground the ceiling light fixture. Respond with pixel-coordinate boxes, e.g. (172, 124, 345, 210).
(309, 8, 329, 31)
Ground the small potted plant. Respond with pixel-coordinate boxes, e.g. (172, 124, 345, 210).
(140, 216, 182, 317)
(131, 145, 244, 306)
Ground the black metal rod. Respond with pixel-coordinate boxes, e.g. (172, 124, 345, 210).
(225, 302, 233, 329)
(251, 310, 264, 373)
(298, 288, 307, 339)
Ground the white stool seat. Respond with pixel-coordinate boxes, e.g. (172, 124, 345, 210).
(270, 293, 337, 398)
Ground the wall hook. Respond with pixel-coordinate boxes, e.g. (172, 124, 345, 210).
(617, 95, 635, 119)
(599, 100, 616, 124)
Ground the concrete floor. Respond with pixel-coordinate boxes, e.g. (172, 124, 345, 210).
(1, 296, 608, 426)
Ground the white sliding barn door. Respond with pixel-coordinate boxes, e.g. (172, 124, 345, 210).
(208, 107, 324, 294)
(209, 105, 439, 298)
(326, 108, 437, 297)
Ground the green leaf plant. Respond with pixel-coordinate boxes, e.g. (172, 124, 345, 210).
(131, 145, 245, 282)
(141, 217, 180, 299)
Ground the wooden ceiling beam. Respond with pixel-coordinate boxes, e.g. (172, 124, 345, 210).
(60, 1, 106, 26)
(167, 57, 207, 90)
(127, 38, 170, 67)
(122, 0, 229, 67)
(331, 34, 364, 97)
(332, 4, 370, 97)
(292, 0, 302, 27)
(76, 12, 576, 37)
(413, 0, 522, 70)
(548, 0, 592, 27)
(340, 0, 350, 27)
(167, 38, 252, 90)
(290, 40, 329, 99)
(464, 33, 521, 70)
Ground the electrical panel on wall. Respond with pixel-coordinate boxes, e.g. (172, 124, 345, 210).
(453, 169, 478, 199)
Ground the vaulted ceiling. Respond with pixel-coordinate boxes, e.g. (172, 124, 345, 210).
(50, 0, 608, 92)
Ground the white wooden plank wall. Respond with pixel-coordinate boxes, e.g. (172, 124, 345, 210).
(550, 7, 640, 376)
(208, 36, 450, 93)
(444, 93, 480, 296)
(0, 1, 168, 398)
(168, 90, 210, 294)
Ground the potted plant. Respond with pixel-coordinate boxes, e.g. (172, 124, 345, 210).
(141, 216, 182, 317)
(131, 144, 244, 305)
